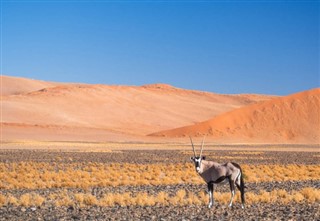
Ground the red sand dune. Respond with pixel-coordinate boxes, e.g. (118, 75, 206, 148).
(150, 88, 320, 144)
(1, 75, 272, 142)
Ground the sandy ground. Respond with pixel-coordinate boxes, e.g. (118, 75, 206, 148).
(1, 141, 319, 152)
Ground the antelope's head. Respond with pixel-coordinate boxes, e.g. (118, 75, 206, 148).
(189, 136, 206, 173)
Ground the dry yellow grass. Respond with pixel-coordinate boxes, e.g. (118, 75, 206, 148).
(19, 193, 45, 207)
(49, 190, 74, 207)
(0, 162, 319, 189)
(0, 194, 6, 207)
(0, 193, 45, 207)
(7, 195, 19, 206)
(0, 188, 318, 207)
(243, 164, 320, 182)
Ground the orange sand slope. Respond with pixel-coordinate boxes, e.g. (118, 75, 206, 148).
(1, 75, 272, 142)
(1, 75, 60, 96)
(150, 88, 320, 144)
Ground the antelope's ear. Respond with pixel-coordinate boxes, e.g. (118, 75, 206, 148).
(190, 157, 195, 161)
(202, 156, 206, 160)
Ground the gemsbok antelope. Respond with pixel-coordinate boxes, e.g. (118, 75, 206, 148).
(189, 137, 245, 209)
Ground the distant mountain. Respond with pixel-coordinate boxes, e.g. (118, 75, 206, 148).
(150, 88, 320, 144)
(1, 75, 272, 142)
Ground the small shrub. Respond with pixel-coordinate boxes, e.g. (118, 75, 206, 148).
(20, 194, 32, 207)
(55, 194, 74, 207)
(33, 194, 45, 206)
(0, 194, 6, 207)
(19, 193, 45, 207)
(171, 190, 186, 205)
(300, 187, 320, 203)
(291, 192, 304, 203)
(7, 195, 19, 206)
(156, 191, 169, 206)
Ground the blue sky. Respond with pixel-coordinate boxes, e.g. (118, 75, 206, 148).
(1, 1, 319, 95)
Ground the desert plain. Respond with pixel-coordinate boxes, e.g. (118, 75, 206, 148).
(0, 75, 319, 220)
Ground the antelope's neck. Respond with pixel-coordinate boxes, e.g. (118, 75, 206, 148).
(200, 160, 212, 173)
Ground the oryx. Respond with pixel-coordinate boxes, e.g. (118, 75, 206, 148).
(189, 137, 245, 209)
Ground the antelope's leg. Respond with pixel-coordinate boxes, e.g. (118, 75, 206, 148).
(228, 177, 235, 207)
(207, 182, 214, 208)
(235, 170, 245, 209)
(235, 172, 241, 190)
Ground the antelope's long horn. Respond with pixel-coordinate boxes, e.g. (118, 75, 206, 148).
(199, 136, 206, 158)
(189, 136, 196, 157)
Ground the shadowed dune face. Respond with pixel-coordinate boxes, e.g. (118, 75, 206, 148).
(1, 75, 273, 142)
(150, 89, 320, 144)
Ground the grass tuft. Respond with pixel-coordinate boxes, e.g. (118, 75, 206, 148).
(1, 162, 319, 190)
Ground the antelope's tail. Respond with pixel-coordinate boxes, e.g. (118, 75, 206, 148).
(239, 166, 245, 204)
(231, 162, 245, 205)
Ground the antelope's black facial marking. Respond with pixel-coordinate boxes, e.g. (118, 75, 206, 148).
(194, 157, 201, 172)
(190, 156, 206, 173)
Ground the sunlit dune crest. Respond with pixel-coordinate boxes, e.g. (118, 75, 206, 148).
(1, 75, 60, 96)
(150, 88, 320, 144)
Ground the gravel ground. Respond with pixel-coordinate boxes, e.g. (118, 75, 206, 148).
(0, 149, 318, 165)
(0, 203, 319, 221)
(0, 149, 319, 220)
(1, 180, 319, 198)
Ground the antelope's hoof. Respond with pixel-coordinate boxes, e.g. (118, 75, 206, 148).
(208, 204, 212, 208)
(228, 203, 233, 208)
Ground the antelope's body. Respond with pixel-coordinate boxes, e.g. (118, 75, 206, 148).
(190, 137, 245, 209)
